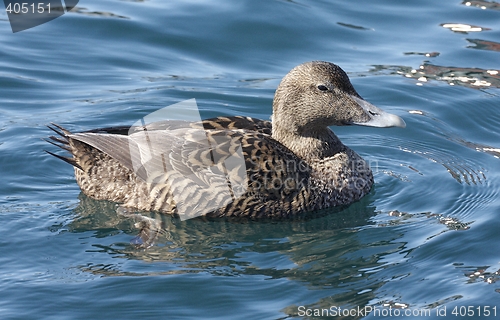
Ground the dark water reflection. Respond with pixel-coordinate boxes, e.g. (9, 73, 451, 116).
(367, 63, 500, 90)
(462, 0, 500, 11)
(467, 38, 500, 52)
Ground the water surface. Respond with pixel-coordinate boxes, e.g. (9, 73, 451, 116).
(1, 0, 499, 319)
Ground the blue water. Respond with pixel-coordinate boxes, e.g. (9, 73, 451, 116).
(1, 0, 500, 319)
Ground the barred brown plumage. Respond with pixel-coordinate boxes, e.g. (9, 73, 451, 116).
(46, 61, 405, 219)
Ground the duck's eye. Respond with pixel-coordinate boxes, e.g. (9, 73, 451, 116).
(317, 85, 329, 92)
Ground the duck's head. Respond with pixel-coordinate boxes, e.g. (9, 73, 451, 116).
(272, 61, 405, 136)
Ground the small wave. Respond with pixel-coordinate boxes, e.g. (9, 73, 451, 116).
(399, 110, 498, 185)
(70, 7, 130, 19)
(399, 141, 487, 185)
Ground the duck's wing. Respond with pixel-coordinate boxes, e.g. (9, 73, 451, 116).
(47, 117, 307, 218)
(46, 116, 271, 178)
(68, 116, 272, 178)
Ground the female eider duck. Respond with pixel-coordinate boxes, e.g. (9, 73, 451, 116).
(47, 61, 405, 219)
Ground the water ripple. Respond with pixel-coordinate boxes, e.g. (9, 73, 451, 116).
(399, 141, 487, 185)
(398, 109, 498, 185)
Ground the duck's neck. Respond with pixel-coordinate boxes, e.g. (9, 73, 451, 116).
(272, 125, 345, 162)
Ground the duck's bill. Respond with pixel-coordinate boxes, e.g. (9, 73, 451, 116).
(351, 96, 406, 128)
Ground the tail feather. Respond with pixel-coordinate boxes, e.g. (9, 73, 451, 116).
(45, 124, 82, 170)
(48, 135, 68, 145)
(48, 122, 72, 136)
(43, 138, 71, 151)
(44, 150, 83, 170)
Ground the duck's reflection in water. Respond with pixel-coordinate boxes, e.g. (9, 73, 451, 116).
(67, 191, 478, 315)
